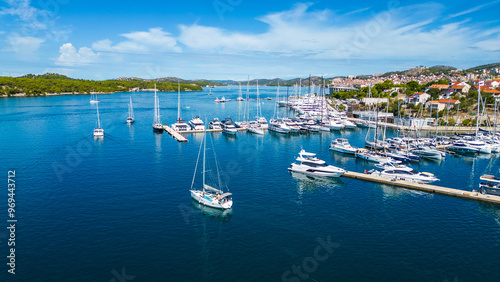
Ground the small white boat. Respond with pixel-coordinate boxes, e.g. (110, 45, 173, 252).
(479, 175, 500, 196)
(369, 167, 439, 184)
(329, 138, 357, 155)
(288, 150, 345, 178)
(189, 116, 206, 131)
(247, 122, 264, 135)
(222, 117, 237, 135)
(356, 149, 398, 163)
(411, 146, 444, 160)
(209, 117, 222, 130)
(448, 141, 479, 154)
(93, 102, 104, 138)
(126, 96, 135, 124)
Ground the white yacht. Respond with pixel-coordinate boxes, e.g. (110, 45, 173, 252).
(189, 116, 206, 131)
(467, 140, 492, 154)
(369, 167, 439, 184)
(247, 121, 264, 135)
(355, 149, 398, 163)
(329, 138, 357, 155)
(479, 175, 500, 196)
(448, 141, 479, 154)
(256, 117, 269, 130)
(269, 119, 291, 134)
(221, 117, 237, 135)
(209, 117, 222, 130)
(411, 146, 444, 160)
(288, 150, 345, 178)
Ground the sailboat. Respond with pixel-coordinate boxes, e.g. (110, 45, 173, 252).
(93, 102, 104, 138)
(90, 90, 100, 104)
(171, 80, 190, 131)
(127, 96, 135, 124)
(190, 126, 233, 209)
(254, 80, 268, 129)
(236, 82, 245, 101)
(152, 84, 163, 133)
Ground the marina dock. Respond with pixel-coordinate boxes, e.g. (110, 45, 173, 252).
(342, 171, 500, 205)
(163, 125, 188, 142)
(348, 118, 491, 135)
(176, 128, 248, 134)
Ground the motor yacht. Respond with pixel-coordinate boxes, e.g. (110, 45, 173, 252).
(288, 150, 345, 178)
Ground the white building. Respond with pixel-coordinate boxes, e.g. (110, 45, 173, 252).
(361, 97, 389, 106)
(394, 117, 434, 128)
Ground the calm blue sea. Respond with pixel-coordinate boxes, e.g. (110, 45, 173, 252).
(1, 86, 500, 281)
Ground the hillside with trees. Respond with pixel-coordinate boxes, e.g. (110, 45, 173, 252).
(0, 74, 203, 97)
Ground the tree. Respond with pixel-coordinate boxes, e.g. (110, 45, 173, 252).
(407, 81, 421, 92)
(462, 119, 471, 126)
(448, 118, 456, 126)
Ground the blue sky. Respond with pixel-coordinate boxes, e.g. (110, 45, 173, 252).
(1, 0, 500, 80)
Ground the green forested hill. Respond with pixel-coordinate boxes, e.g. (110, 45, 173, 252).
(0, 74, 203, 96)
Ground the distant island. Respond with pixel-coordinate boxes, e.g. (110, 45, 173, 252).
(0, 73, 204, 97)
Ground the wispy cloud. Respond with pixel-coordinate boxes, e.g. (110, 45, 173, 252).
(5, 34, 44, 60)
(344, 7, 370, 16)
(92, 28, 181, 54)
(447, 0, 500, 19)
(0, 0, 51, 30)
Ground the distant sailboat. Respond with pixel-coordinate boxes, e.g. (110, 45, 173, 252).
(171, 80, 190, 131)
(152, 84, 163, 133)
(90, 90, 100, 104)
(127, 96, 135, 124)
(93, 102, 104, 138)
(190, 124, 233, 209)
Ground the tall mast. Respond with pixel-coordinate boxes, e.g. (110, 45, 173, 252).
(96, 102, 101, 129)
(475, 83, 482, 138)
(202, 125, 206, 192)
(177, 80, 181, 122)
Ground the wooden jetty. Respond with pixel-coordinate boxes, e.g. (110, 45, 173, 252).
(342, 171, 500, 205)
(163, 125, 188, 142)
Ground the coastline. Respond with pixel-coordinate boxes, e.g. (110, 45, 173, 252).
(0, 88, 198, 98)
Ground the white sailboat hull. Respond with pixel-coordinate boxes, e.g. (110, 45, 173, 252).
(190, 190, 233, 209)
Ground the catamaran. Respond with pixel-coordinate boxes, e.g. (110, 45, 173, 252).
(190, 126, 233, 209)
(171, 80, 190, 132)
(127, 96, 135, 124)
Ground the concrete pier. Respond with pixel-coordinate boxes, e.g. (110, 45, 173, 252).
(163, 125, 188, 142)
(342, 171, 500, 205)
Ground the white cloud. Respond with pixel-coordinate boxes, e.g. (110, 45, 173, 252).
(0, 0, 51, 30)
(6, 35, 44, 59)
(92, 27, 181, 54)
(55, 43, 98, 66)
(475, 35, 500, 51)
(177, 2, 500, 62)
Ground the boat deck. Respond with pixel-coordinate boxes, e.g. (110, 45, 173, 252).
(342, 171, 500, 205)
